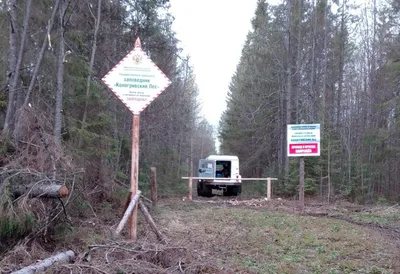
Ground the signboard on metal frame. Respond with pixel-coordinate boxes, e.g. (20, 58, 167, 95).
(287, 124, 320, 157)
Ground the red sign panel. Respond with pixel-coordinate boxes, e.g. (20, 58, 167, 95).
(289, 143, 319, 155)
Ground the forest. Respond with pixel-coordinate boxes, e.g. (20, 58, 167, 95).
(0, 0, 216, 253)
(1, 0, 400, 270)
(220, 0, 400, 203)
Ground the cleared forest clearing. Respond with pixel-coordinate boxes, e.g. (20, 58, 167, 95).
(1, 197, 399, 274)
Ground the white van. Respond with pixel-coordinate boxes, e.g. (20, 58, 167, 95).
(197, 155, 242, 197)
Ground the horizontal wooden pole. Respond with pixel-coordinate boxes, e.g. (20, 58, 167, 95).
(182, 177, 278, 181)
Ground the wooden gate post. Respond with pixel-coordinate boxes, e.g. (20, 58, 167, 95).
(150, 167, 158, 208)
(188, 177, 193, 200)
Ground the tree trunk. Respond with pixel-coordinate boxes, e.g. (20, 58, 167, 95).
(177, 131, 182, 176)
(327, 138, 331, 203)
(54, 0, 66, 149)
(190, 134, 193, 176)
(284, 0, 293, 180)
(310, 0, 316, 121)
(278, 92, 284, 171)
(321, 0, 328, 128)
(3, 0, 19, 134)
(13, 184, 69, 199)
(294, 0, 303, 123)
(22, 0, 60, 108)
(336, 0, 346, 127)
(321, 0, 329, 198)
(150, 167, 158, 208)
(15, 0, 33, 112)
(80, 0, 102, 143)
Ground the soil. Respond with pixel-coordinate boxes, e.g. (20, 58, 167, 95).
(191, 195, 400, 273)
(1, 195, 399, 274)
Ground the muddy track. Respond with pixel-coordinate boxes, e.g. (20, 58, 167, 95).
(328, 215, 400, 236)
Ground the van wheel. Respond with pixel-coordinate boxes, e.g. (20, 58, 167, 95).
(232, 185, 242, 196)
(203, 184, 213, 197)
(197, 182, 204, 197)
(224, 187, 233, 196)
(197, 182, 213, 197)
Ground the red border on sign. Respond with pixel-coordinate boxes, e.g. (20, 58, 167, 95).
(101, 44, 172, 114)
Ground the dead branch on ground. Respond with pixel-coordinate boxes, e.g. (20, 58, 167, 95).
(11, 250, 75, 274)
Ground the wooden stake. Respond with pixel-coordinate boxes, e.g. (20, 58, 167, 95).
(267, 177, 271, 200)
(130, 114, 140, 240)
(138, 200, 166, 243)
(116, 191, 141, 235)
(299, 157, 305, 214)
(121, 192, 132, 217)
(150, 167, 158, 208)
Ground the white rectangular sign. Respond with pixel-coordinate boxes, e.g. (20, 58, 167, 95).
(287, 124, 320, 157)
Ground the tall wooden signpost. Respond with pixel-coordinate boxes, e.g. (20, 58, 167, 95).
(287, 124, 320, 213)
(102, 38, 171, 240)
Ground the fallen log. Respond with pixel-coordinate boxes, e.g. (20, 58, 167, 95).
(115, 190, 141, 235)
(139, 200, 167, 244)
(13, 184, 69, 199)
(11, 250, 75, 274)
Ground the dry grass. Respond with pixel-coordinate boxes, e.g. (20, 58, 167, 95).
(156, 200, 396, 274)
(1, 198, 398, 274)
(0, 107, 82, 256)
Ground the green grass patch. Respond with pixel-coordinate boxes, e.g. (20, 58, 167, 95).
(0, 213, 38, 254)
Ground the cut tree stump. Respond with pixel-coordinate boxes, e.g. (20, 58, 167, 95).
(11, 250, 75, 274)
(13, 184, 69, 199)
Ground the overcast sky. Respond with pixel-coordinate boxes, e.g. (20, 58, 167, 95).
(168, 0, 260, 128)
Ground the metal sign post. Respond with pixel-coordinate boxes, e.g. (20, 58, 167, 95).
(299, 156, 305, 213)
(102, 38, 171, 240)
